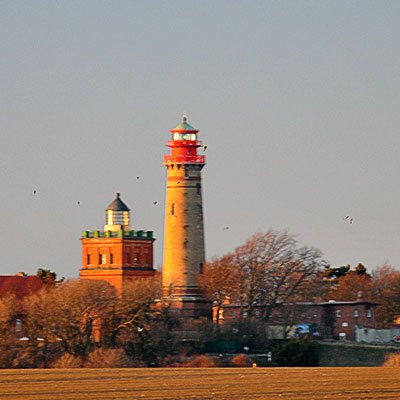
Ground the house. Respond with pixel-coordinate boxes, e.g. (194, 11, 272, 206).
(0, 273, 44, 336)
(216, 299, 379, 341)
(0, 273, 43, 299)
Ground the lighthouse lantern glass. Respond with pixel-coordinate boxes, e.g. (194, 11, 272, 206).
(106, 210, 130, 226)
(107, 210, 113, 225)
(173, 133, 197, 141)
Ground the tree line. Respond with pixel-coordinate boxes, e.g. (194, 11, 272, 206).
(0, 276, 180, 368)
(1, 229, 400, 368)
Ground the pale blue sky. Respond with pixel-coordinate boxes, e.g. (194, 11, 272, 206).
(1, 1, 400, 278)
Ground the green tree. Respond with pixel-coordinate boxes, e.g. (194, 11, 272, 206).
(354, 263, 369, 275)
(36, 268, 62, 286)
(273, 338, 320, 366)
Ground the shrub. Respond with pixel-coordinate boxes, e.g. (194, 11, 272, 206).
(163, 354, 216, 368)
(218, 320, 270, 352)
(273, 339, 320, 367)
(383, 352, 400, 366)
(183, 355, 216, 368)
(84, 348, 137, 368)
(51, 353, 83, 368)
(230, 354, 249, 367)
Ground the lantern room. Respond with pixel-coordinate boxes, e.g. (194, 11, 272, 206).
(104, 193, 131, 232)
(171, 116, 198, 141)
(164, 116, 205, 165)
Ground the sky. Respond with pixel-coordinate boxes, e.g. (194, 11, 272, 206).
(1, 1, 400, 278)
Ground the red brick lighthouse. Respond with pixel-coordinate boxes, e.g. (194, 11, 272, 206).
(162, 116, 210, 318)
(80, 193, 156, 295)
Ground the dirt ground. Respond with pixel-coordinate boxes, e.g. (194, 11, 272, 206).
(0, 367, 400, 399)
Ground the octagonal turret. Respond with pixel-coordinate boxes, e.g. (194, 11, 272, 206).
(104, 193, 131, 232)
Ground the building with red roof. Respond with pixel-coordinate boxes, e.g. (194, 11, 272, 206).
(0, 274, 43, 299)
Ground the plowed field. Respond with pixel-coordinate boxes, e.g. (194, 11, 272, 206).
(1, 367, 400, 399)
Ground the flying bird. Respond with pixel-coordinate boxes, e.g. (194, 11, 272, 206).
(343, 215, 354, 224)
(33, 190, 37, 195)
(77, 201, 80, 206)
(203, 145, 207, 151)
(223, 226, 230, 230)
(153, 201, 158, 205)
(137, 326, 144, 332)
(136, 176, 140, 180)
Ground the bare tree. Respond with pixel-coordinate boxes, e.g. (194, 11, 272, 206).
(20, 288, 61, 367)
(110, 276, 161, 343)
(108, 274, 178, 364)
(49, 279, 117, 357)
(0, 295, 19, 368)
(329, 273, 374, 302)
(198, 255, 239, 327)
(232, 230, 326, 321)
(371, 264, 400, 327)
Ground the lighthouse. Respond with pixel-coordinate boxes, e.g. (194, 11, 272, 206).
(162, 116, 210, 317)
(80, 193, 156, 295)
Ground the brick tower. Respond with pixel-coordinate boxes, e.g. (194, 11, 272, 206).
(162, 117, 210, 317)
(80, 193, 156, 294)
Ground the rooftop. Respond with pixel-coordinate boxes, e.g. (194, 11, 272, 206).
(170, 116, 199, 134)
(0, 275, 43, 299)
(106, 193, 130, 212)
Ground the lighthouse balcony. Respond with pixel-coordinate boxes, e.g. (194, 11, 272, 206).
(166, 140, 202, 148)
(164, 154, 205, 164)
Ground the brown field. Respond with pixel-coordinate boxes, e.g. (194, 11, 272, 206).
(0, 367, 400, 399)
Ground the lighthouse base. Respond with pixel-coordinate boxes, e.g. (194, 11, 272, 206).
(160, 295, 212, 319)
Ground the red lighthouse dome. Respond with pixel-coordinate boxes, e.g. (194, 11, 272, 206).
(164, 116, 205, 165)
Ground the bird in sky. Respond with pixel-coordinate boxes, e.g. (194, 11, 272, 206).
(136, 176, 140, 180)
(343, 216, 354, 224)
(153, 201, 158, 205)
(223, 226, 230, 230)
(203, 145, 207, 151)
(77, 201, 80, 206)
(33, 190, 37, 195)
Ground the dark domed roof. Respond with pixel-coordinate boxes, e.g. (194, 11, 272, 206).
(106, 193, 130, 212)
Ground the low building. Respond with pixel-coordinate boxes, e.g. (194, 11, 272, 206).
(0, 273, 43, 299)
(217, 299, 379, 341)
(0, 273, 44, 337)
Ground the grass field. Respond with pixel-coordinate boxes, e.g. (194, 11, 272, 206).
(1, 367, 400, 399)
